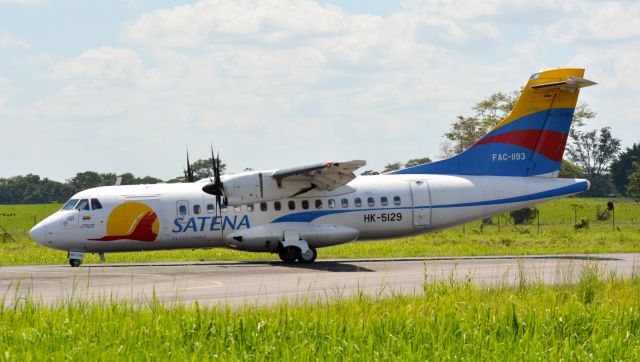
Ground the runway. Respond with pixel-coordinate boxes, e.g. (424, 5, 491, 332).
(1, 254, 639, 306)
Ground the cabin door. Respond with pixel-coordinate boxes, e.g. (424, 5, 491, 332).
(410, 180, 431, 227)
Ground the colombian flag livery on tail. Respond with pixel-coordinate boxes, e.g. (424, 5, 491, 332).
(393, 68, 596, 177)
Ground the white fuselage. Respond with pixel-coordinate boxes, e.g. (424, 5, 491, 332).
(31, 174, 588, 255)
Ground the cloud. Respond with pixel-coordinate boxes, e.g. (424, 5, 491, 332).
(49, 47, 142, 83)
(547, 1, 640, 43)
(121, 0, 347, 48)
(0, 30, 29, 49)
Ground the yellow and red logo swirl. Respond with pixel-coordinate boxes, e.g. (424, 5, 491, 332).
(90, 202, 159, 242)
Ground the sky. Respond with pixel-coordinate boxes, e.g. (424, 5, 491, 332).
(1, 0, 639, 182)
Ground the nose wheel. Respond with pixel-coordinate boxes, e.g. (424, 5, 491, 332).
(68, 251, 84, 267)
(69, 259, 82, 267)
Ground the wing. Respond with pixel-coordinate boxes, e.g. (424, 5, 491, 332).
(272, 160, 366, 194)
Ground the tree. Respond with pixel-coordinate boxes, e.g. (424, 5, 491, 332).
(610, 143, 640, 195)
(382, 162, 403, 173)
(566, 127, 621, 180)
(405, 157, 432, 167)
(444, 91, 518, 153)
(627, 162, 640, 201)
(566, 127, 620, 196)
(361, 170, 379, 176)
(558, 160, 584, 178)
(170, 157, 227, 182)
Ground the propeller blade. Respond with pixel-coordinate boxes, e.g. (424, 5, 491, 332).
(186, 149, 194, 183)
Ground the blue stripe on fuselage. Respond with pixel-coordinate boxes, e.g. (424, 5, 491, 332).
(270, 181, 588, 223)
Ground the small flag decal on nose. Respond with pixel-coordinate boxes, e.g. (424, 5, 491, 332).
(83, 216, 91, 220)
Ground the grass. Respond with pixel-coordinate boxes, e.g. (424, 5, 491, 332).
(2, 266, 640, 360)
(1, 198, 640, 266)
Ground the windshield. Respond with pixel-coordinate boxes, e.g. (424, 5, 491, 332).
(61, 199, 79, 210)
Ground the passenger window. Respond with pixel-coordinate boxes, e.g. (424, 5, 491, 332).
(247, 204, 254, 212)
(302, 200, 309, 210)
(288, 201, 296, 210)
(260, 202, 268, 212)
(354, 198, 362, 207)
(207, 204, 215, 213)
(274, 201, 282, 211)
(315, 199, 323, 209)
(368, 197, 375, 207)
(179, 205, 187, 215)
(381, 197, 388, 206)
(341, 198, 349, 208)
(76, 199, 90, 211)
(193, 205, 201, 215)
(394, 196, 401, 206)
(328, 199, 336, 209)
(90, 198, 102, 210)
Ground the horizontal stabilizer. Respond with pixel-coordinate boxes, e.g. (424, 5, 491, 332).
(530, 76, 597, 92)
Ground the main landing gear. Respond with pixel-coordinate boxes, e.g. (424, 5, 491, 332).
(278, 243, 317, 264)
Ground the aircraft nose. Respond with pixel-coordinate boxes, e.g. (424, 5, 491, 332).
(29, 222, 47, 245)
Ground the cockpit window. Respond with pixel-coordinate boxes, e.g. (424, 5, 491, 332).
(91, 199, 102, 210)
(76, 199, 90, 211)
(62, 199, 79, 210)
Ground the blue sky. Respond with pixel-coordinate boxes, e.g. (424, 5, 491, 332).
(1, 0, 639, 181)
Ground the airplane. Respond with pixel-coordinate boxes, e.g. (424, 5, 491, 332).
(30, 68, 596, 267)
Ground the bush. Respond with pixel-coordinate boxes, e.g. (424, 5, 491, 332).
(510, 207, 538, 225)
(575, 217, 590, 230)
(596, 208, 610, 221)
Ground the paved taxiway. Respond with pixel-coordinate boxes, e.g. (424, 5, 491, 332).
(1, 254, 639, 306)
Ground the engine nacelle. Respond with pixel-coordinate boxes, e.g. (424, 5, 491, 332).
(225, 223, 359, 252)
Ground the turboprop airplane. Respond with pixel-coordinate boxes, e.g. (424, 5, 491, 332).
(30, 68, 596, 267)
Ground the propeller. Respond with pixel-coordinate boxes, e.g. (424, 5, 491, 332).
(184, 149, 195, 183)
(202, 146, 225, 209)
(202, 146, 226, 241)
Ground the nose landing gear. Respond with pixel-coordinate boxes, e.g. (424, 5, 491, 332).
(68, 251, 84, 267)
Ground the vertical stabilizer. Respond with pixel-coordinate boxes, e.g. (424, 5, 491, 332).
(392, 68, 596, 177)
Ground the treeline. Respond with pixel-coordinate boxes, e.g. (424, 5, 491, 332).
(0, 172, 162, 204)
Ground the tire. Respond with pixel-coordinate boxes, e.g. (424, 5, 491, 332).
(298, 246, 317, 264)
(278, 246, 298, 263)
(69, 259, 82, 267)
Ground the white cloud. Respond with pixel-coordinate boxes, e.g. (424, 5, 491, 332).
(121, 0, 347, 47)
(49, 47, 142, 83)
(0, 30, 29, 49)
(547, 1, 640, 43)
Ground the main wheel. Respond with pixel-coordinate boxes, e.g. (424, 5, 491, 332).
(278, 246, 298, 263)
(298, 246, 317, 264)
(69, 258, 82, 267)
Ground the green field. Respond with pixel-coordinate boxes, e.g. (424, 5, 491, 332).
(1, 197, 640, 266)
(2, 266, 639, 360)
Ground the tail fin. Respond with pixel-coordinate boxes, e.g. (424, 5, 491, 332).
(393, 68, 596, 177)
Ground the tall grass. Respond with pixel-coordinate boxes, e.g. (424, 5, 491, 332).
(2, 268, 640, 360)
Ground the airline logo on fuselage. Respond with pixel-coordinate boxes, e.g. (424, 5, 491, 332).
(171, 215, 250, 233)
